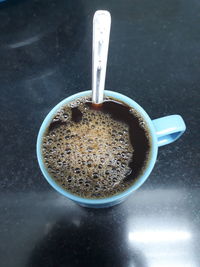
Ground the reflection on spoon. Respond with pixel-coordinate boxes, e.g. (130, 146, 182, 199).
(92, 10, 111, 105)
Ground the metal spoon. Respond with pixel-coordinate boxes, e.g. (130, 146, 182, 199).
(92, 10, 111, 104)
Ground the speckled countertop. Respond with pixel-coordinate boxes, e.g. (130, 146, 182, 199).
(0, 0, 200, 266)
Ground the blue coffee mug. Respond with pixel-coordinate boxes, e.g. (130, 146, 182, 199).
(36, 91, 186, 208)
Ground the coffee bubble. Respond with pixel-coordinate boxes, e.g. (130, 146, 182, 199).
(42, 96, 151, 199)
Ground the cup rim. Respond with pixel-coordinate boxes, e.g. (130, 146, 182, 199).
(36, 90, 158, 204)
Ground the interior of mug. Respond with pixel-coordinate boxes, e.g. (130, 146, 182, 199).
(36, 90, 158, 205)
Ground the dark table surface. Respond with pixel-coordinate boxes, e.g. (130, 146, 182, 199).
(0, 0, 200, 266)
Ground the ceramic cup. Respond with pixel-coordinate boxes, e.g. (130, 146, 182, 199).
(37, 90, 186, 208)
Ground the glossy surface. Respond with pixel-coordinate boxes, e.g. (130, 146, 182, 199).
(0, 0, 199, 266)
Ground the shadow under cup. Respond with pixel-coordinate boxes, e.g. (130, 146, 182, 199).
(37, 90, 158, 208)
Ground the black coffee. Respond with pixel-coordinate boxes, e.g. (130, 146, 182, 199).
(42, 96, 151, 199)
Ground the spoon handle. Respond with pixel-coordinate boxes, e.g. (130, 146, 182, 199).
(92, 10, 111, 104)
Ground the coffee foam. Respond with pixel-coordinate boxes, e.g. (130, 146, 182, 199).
(42, 97, 136, 198)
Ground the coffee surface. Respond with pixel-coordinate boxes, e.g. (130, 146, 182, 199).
(42, 96, 151, 199)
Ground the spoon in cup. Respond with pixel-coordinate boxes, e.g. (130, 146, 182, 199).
(92, 10, 111, 106)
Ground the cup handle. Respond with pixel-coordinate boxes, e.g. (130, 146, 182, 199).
(152, 115, 186, 147)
